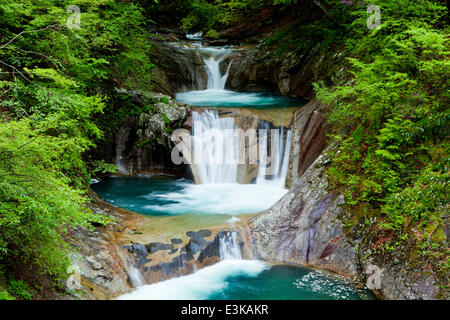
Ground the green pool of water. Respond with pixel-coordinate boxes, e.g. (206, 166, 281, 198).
(118, 261, 375, 300)
(176, 89, 307, 109)
(209, 264, 375, 300)
(91, 176, 289, 216)
(92, 175, 185, 216)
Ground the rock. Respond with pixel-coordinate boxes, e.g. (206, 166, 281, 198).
(249, 149, 359, 279)
(146, 243, 174, 254)
(202, 39, 238, 46)
(249, 145, 448, 300)
(149, 42, 209, 96)
(227, 44, 346, 99)
(360, 257, 442, 300)
(286, 99, 327, 188)
(95, 89, 190, 176)
(67, 195, 144, 300)
(171, 238, 183, 245)
(85, 256, 103, 271)
(123, 229, 237, 284)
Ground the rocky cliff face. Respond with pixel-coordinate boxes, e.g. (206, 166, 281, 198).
(93, 90, 191, 177)
(286, 99, 327, 188)
(67, 194, 144, 300)
(249, 140, 447, 299)
(226, 41, 345, 100)
(250, 149, 360, 279)
(150, 42, 209, 97)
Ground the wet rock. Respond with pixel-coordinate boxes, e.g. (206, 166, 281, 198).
(197, 231, 230, 263)
(149, 42, 209, 96)
(286, 99, 327, 188)
(187, 230, 213, 238)
(171, 238, 183, 245)
(146, 242, 174, 254)
(96, 89, 190, 176)
(85, 256, 103, 271)
(227, 44, 346, 99)
(67, 195, 143, 300)
(186, 230, 213, 253)
(250, 146, 447, 300)
(250, 149, 359, 279)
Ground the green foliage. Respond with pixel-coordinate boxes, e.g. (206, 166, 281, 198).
(0, 289, 15, 300)
(383, 167, 448, 229)
(265, 0, 352, 54)
(8, 279, 33, 300)
(205, 29, 220, 39)
(315, 0, 449, 242)
(180, 0, 271, 32)
(88, 160, 119, 178)
(0, 0, 153, 294)
(0, 120, 112, 281)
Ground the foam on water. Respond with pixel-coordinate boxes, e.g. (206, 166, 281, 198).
(92, 176, 288, 216)
(186, 32, 203, 40)
(143, 181, 288, 215)
(117, 260, 270, 300)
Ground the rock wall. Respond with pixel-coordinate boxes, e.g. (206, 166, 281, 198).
(93, 90, 191, 177)
(250, 149, 360, 279)
(149, 42, 209, 97)
(249, 145, 446, 299)
(286, 99, 327, 188)
(227, 43, 345, 99)
(67, 193, 144, 300)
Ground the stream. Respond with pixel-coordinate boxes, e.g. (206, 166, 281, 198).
(93, 35, 375, 300)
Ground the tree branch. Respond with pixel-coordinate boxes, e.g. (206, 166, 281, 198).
(0, 24, 60, 50)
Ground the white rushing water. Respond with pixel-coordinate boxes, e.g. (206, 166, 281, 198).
(127, 266, 146, 288)
(117, 259, 269, 300)
(203, 50, 232, 90)
(186, 32, 203, 40)
(143, 182, 288, 215)
(117, 232, 269, 300)
(219, 231, 242, 260)
(192, 110, 238, 184)
(191, 110, 292, 188)
(115, 41, 298, 300)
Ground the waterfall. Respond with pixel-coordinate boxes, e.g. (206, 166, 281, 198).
(186, 32, 203, 40)
(219, 232, 242, 260)
(192, 110, 238, 184)
(191, 110, 292, 186)
(256, 123, 292, 187)
(256, 128, 268, 184)
(116, 127, 130, 175)
(127, 266, 145, 288)
(203, 49, 232, 90)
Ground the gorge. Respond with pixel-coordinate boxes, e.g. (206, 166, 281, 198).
(85, 34, 376, 301)
(1, 0, 447, 302)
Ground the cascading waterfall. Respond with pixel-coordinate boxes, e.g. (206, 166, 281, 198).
(192, 110, 238, 184)
(219, 232, 242, 260)
(186, 32, 203, 40)
(191, 110, 292, 187)
(127, 266, 145, 288)
(203, 51, 232, 90)
(256, 124, 292, 187)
